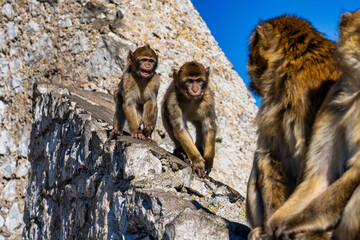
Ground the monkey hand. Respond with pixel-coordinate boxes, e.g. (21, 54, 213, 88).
(273, 220, 296, 240)
(247, 227, 270, 240)
(109, 129, 122, 139)
(142, 122, 154, 137)
(132, 130, 147, 141)
(192, 161, 206, 178)
(204, 158, 214, 175)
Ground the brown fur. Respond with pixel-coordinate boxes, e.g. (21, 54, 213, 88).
(246, 15, 341, 239)
(162, 62, 217, 178)
(267, 9, 360, 240)
(110, 45, 160, 141)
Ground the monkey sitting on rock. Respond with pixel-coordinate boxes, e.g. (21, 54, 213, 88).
(110, 45, 160, 142)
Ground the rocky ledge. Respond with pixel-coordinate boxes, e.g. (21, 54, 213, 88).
(23, 83, 250, 239)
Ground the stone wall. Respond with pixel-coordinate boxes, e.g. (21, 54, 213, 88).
(0, 0, 257, 238)
(24, 83, 250, 239)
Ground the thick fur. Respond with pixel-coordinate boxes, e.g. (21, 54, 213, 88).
(110, 45, 160, 140)
(268, 9, 360, 240)
(162, 62, 217, 178)
(246, 15, 341, 239)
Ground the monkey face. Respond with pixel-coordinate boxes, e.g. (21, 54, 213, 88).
(184, 77, 205, 97)
(174, 61, 210, 99)
(137, 57, 157, 78)
(127, 45, 158, 80)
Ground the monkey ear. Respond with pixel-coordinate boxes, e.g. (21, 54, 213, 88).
(339, 12, 352, 31)
(173, 69, 179, 83)
(257, 22, 275, 49)
(127, 51, 134, 65)
(205, 67, 210, 79)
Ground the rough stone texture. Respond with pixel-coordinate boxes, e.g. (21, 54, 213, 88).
(24, 83, 250, 239)
(0, 0, 257, 238)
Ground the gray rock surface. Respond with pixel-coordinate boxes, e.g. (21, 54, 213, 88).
(23, 83, 250, 239)
(0, 0, 257, 238)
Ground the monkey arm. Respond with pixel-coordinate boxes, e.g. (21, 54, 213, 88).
(142, 100, 157, 136)
(274, 158, 360, 239)
(203, 126, 216, 173)
(122, 101, 141, 135)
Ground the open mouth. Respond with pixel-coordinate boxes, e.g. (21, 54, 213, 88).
(140, 70, 151, 78)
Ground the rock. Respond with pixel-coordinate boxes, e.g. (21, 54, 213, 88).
(0, 155, 16, 178)
(5, 203, 24, 233)
(23, 84, 250, 239)
(0, 214, 4, 228)
(59, 14, 72, 28)
(16, 162, 29, 178)
(6, 22, 18, 40)
(2, 3, 15, 19)
(122, 143, 163, 180)
(1, 180, 16, 202)
(9, 59, 22, 74)
(0, 130, 16, 154)
(7, 73, 23, 95)
(0, 56, 9, 82)
(0, 100, 6, 123)
(24, 21, 40, 33)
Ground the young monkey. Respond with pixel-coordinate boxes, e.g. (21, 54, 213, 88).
(110, 45, 160, 141)
(162, 62, 217, 178)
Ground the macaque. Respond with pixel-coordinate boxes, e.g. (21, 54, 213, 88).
(245, 15, 341, 239)
(161, 61, 217, 178)
(110, 45, 160, 141)
(267, 9, 360, 240)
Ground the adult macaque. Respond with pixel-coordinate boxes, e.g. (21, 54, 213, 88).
(110, 45, 160, 141)
(268, 9, 360, 240)
(162, 61, 217, 178)
(245, 15, 341, 239)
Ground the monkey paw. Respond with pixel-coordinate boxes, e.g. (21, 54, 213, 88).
(139, 120, 154, 137)
(109, 129, 122, 139)
(145, 137, 157, 144)
(247, 227, 270, 240)
(132, 132, 147, 141)
(193, 162, 206, 178)
(274, 222, 294, 240)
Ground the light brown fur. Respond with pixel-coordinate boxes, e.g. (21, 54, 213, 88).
(162, 62, 217, 178)
(246, 15, 341, 239)
(268, 9, 360, 240)
(110, 45, 160, 141)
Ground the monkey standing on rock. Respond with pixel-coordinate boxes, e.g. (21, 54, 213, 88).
(162, 61, 217, 178)
(245, 15, 341, 239)
(110, 45, 160, 142)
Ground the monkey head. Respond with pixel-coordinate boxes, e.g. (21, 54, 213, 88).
(337, 9, 360, 75)
(127, 45, 158, 79)
(173, 61, 210, 100)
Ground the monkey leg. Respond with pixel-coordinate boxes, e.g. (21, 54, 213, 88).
(110, 92, 126, 139)
(246, 161, 264, 228)
(274, 159, 360, 240)
(174, 127, 206, 178)
(142, 100, 157, 137)
(256, 151, 289, 222)
(203, 128, 216, 175)
(123, 102, 145, 140)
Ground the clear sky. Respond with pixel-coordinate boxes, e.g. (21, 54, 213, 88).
(192, 1, 359, 104)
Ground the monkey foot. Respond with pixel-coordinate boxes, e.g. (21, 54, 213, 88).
(173, 149, 191, 164)
(193, 162, 206, 178)
(133, 132, 147, 141)
(109, 129, 122, 139)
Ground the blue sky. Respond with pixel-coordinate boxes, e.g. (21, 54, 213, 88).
(192, 1, 359, 104)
